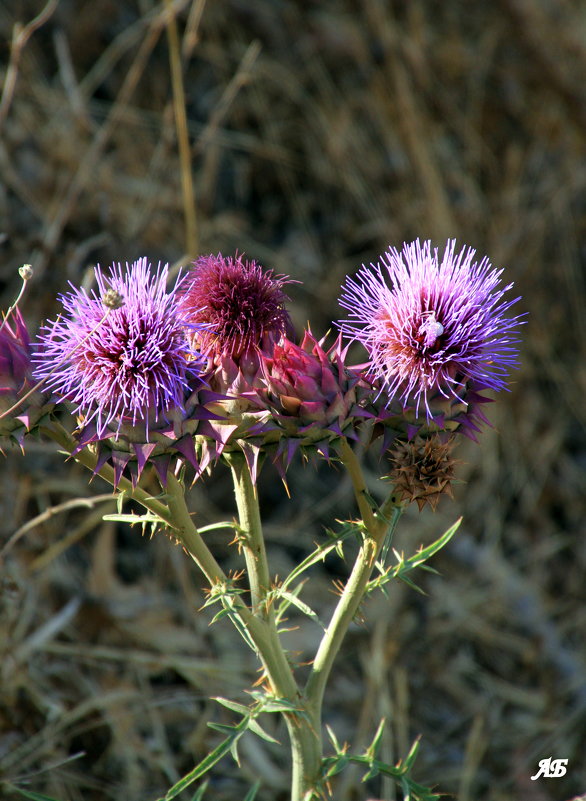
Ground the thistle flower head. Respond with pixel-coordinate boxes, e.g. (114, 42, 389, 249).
(179, 253, 294, 362)
(33, 258, 205, 439)
(252, 330, 372, 471)
(338, 239, 523, 420)
(260, 331, 358, 429)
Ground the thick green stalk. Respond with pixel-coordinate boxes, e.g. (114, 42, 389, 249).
(165, 471, 238, 584)
(225, 452, 271, 615)
(336, 437, 378, 531)
(46, 423, 247, 603)
(226, 450, 322, 800)
(305, 532, 377, 714)
(284, 706, 322, 801)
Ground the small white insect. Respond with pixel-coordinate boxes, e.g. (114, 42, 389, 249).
(417, 310, 444, 348)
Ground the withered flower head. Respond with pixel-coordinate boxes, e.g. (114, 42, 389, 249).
(388, 435, 458, 511)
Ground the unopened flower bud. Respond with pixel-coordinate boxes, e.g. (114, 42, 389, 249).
(102, 288, 125, 310)
(19, 264, 33, 281)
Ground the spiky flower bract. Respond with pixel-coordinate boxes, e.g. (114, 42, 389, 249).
(338, 239, 523, 421)
(179, 253, 294, 364)
(253, 329, 373, 471)
(260, 330, 367, 427)
(0, 307, 49, 444)
(0, 307, 31, 404)
(33, 258, 205, 439)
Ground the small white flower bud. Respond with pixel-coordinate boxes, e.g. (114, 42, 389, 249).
(102, 288, 125, 310)
(19, 264, 34, 281)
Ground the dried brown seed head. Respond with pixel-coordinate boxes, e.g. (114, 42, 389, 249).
(388, 434, 458, 511)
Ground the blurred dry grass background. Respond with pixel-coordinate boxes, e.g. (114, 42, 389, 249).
(1, 1, 585, 800)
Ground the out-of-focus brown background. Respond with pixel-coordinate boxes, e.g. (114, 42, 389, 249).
(1, 2, 585, 800)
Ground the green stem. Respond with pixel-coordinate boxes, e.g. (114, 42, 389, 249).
(165, 471, 236, 584)
(284, 706, 322, 801)
(225, 452, 271, 615)
(226, 449, 322, 800)
(305, 531, 378, 714)
(164, 470, 297, 695)
(45, 422, 250, 617)
(48, 423, 296, 680)
(45, 422, 174, 525)
(337, 437, 377, 531)
(378, 499, 404, 565)
(47, 423, 313, 791)
(305, 441, 404, 715)
(47, 422, 361, 799)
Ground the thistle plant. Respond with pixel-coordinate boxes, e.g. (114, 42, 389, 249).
(1, 240, 523, 801)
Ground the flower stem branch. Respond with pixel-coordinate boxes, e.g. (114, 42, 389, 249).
(164, 471, 236, 584)
(165, 468, 304, 730)
(45, 423, 247, 614)
(44, 421, 172, 521)
(0, 267, 31, 335)
(44, 424, 248, 616)
(337, 437, 377, 531)
(306, 441, 404, 715)
(44, 422, 301, 720)
(305, 533, 377, 714)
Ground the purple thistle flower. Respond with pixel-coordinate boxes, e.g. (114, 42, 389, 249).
(338, 239, 523, 419)
(33, 258, 205, 438)
(179, 253, 294, 362)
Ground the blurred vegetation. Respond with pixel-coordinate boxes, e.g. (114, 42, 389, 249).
(1, 1, 585, 800)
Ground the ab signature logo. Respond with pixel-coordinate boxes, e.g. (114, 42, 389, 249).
(530, 757, 568, 780)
